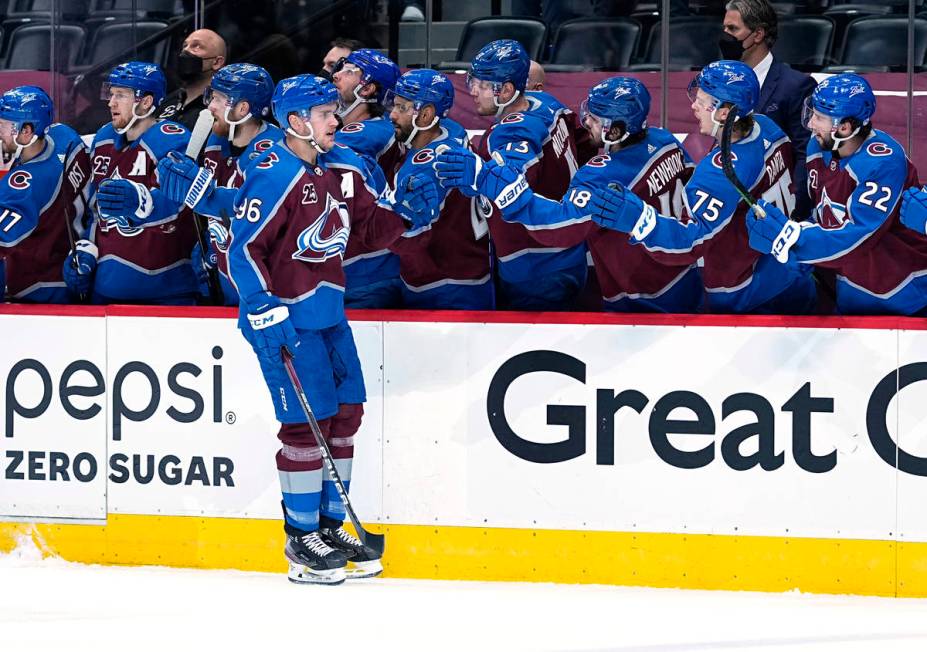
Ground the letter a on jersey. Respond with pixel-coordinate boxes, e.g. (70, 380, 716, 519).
(128, 151, 147, 177)
(292, 193, 350, 263)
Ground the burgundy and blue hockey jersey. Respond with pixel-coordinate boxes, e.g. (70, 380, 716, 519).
(495, 127, 700, 313)
(476, 91, 585, 285)
(196, 122, 283, 305)
(0, 123, 90, 303)
(627, 114, 814, 314)
(381, 124, 492, 309)
(88, 120, 198, 304)
(228, 140, 405, 330)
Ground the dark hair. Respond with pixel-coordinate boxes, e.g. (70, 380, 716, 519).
(725, 0, 778, 46)
(330, 37, 365, 52)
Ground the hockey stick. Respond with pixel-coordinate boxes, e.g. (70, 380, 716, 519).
(184, 108, 223, 306)
(719, 105, 766, 219)
(281, 346, 386, 557)
(64, 141, 89, 303)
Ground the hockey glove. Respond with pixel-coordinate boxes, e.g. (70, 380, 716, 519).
(477, 160, 532, 215)
(745, 199, 801, 263)
(96, 179, 154, 227)
(62, 239, 97, 297)
(157, 152, 215, 210)
(190, 240, 217, 295)
(393, 172, 440, 229)
(245, 295, 300, 366)
(588, 183, 657, 239)
(900, 187, 927, 236)
(433, 146, 486, 197)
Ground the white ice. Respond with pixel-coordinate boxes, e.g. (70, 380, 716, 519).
(3, 537, 927, 652)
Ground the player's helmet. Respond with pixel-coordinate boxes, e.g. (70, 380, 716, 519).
(272, 74, 339, 126)
(687, 60, 759, 115)
(581, 77, 650, 138)
(339, 49, 401, 104)
(104, 61, 167, 105)
(0, 85, 53, 136)
(390, 69, 455, 118)
(205, 63, 274, 118)
(804, 73, 875, 126)
(468, 39, 530, 92)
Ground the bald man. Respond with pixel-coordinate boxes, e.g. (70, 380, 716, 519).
(159, 29, 228, 130)
(527, 60, 545, 91)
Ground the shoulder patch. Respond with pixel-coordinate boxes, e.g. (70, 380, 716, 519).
(866, 142, 893, 157)
(412, 149, 435, 164)
(341, 122, 365, 133)
(500, 113, 525, 124)
(160, 123, 185, 135)
(711, 151, 736, 169)
(253, 138, 274, 153)
(7, 170, 31, 190)
(586, 154, 611, 168)
(255, 152, 280, 169)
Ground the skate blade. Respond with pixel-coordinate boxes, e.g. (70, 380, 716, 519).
(344, 559, 383, 579)
(287, 561, 346, 586)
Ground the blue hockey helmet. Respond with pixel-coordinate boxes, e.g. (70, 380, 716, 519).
(581, 77, 650, 144)
(205, 63, 274, 119)
(390, 69, 455, 118)
(103, 61, 167, 106)
(468, 39, 530, 92)
(272, 74, 339, 129)
(339, 49, 400, 104)
(804, 73, 875, 127)
(0, 85, 53, 136)
(687, 59, 759, 115)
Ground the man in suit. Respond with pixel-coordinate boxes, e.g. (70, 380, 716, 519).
(721, 0, 817, 219)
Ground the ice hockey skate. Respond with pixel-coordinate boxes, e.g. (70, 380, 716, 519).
(285, 528, 348, 585)
(320, 517, 383, 579)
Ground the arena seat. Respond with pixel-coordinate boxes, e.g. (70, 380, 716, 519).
(627, 16, 721, 72)
(825, 16, 927, 73)
(547, 18, 641, 72)
(436, 16, 547, 71)
(773, 15, 835, 71)
(3, 22, 84, 71)
(81, 19, 169, 67)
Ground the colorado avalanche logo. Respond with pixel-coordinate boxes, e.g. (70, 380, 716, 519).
(412, 149, 435, 164)
(7, 170, 31, 189)
(711, 150, 736, 169)
(208, 220, 231, 253)
(160, 123, 185, 135)
(341, 122, 364, 133)
(814, 186, 849, 229)
(254, 139, 274, 153)
(866, 142, 893, 157)
(292, 193, 350, 263)
(98, 215, 144, 237)
(587, 154, 611, 168)
(500, 113, 524, 124)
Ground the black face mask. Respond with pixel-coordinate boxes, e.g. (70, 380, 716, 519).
(718, 31, 751, 61)
(177, 51, 205, 82)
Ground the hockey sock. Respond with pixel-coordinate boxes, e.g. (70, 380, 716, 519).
(320, 403, 363, 521)
(277, 422, 328, 531)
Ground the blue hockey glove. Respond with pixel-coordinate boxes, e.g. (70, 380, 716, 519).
(96, 179, 154, 227)
(587, 183, 656, 239)
(62, 239, 97, 297)
(745, 199, 800, 263)
(900, 187, 927, 236)
(433, 146, 486, 197)
(190, 240, 217, 295)
(393, 172, 440, 229)
(157, 151, 215, 210)
(245, 295, 300, 365)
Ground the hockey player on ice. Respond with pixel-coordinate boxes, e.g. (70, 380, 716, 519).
(434, 77, 701, 313)
(227, 75, 432, 584)
(765, 73, 927, 316)
(0, 86, 90, 303)
(434, 39, 586, 311)
(581, 60, 817, 314)
(63, 61, 199, 305)
(382, 69, 493, 309)
(156, 63, 280, 306)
